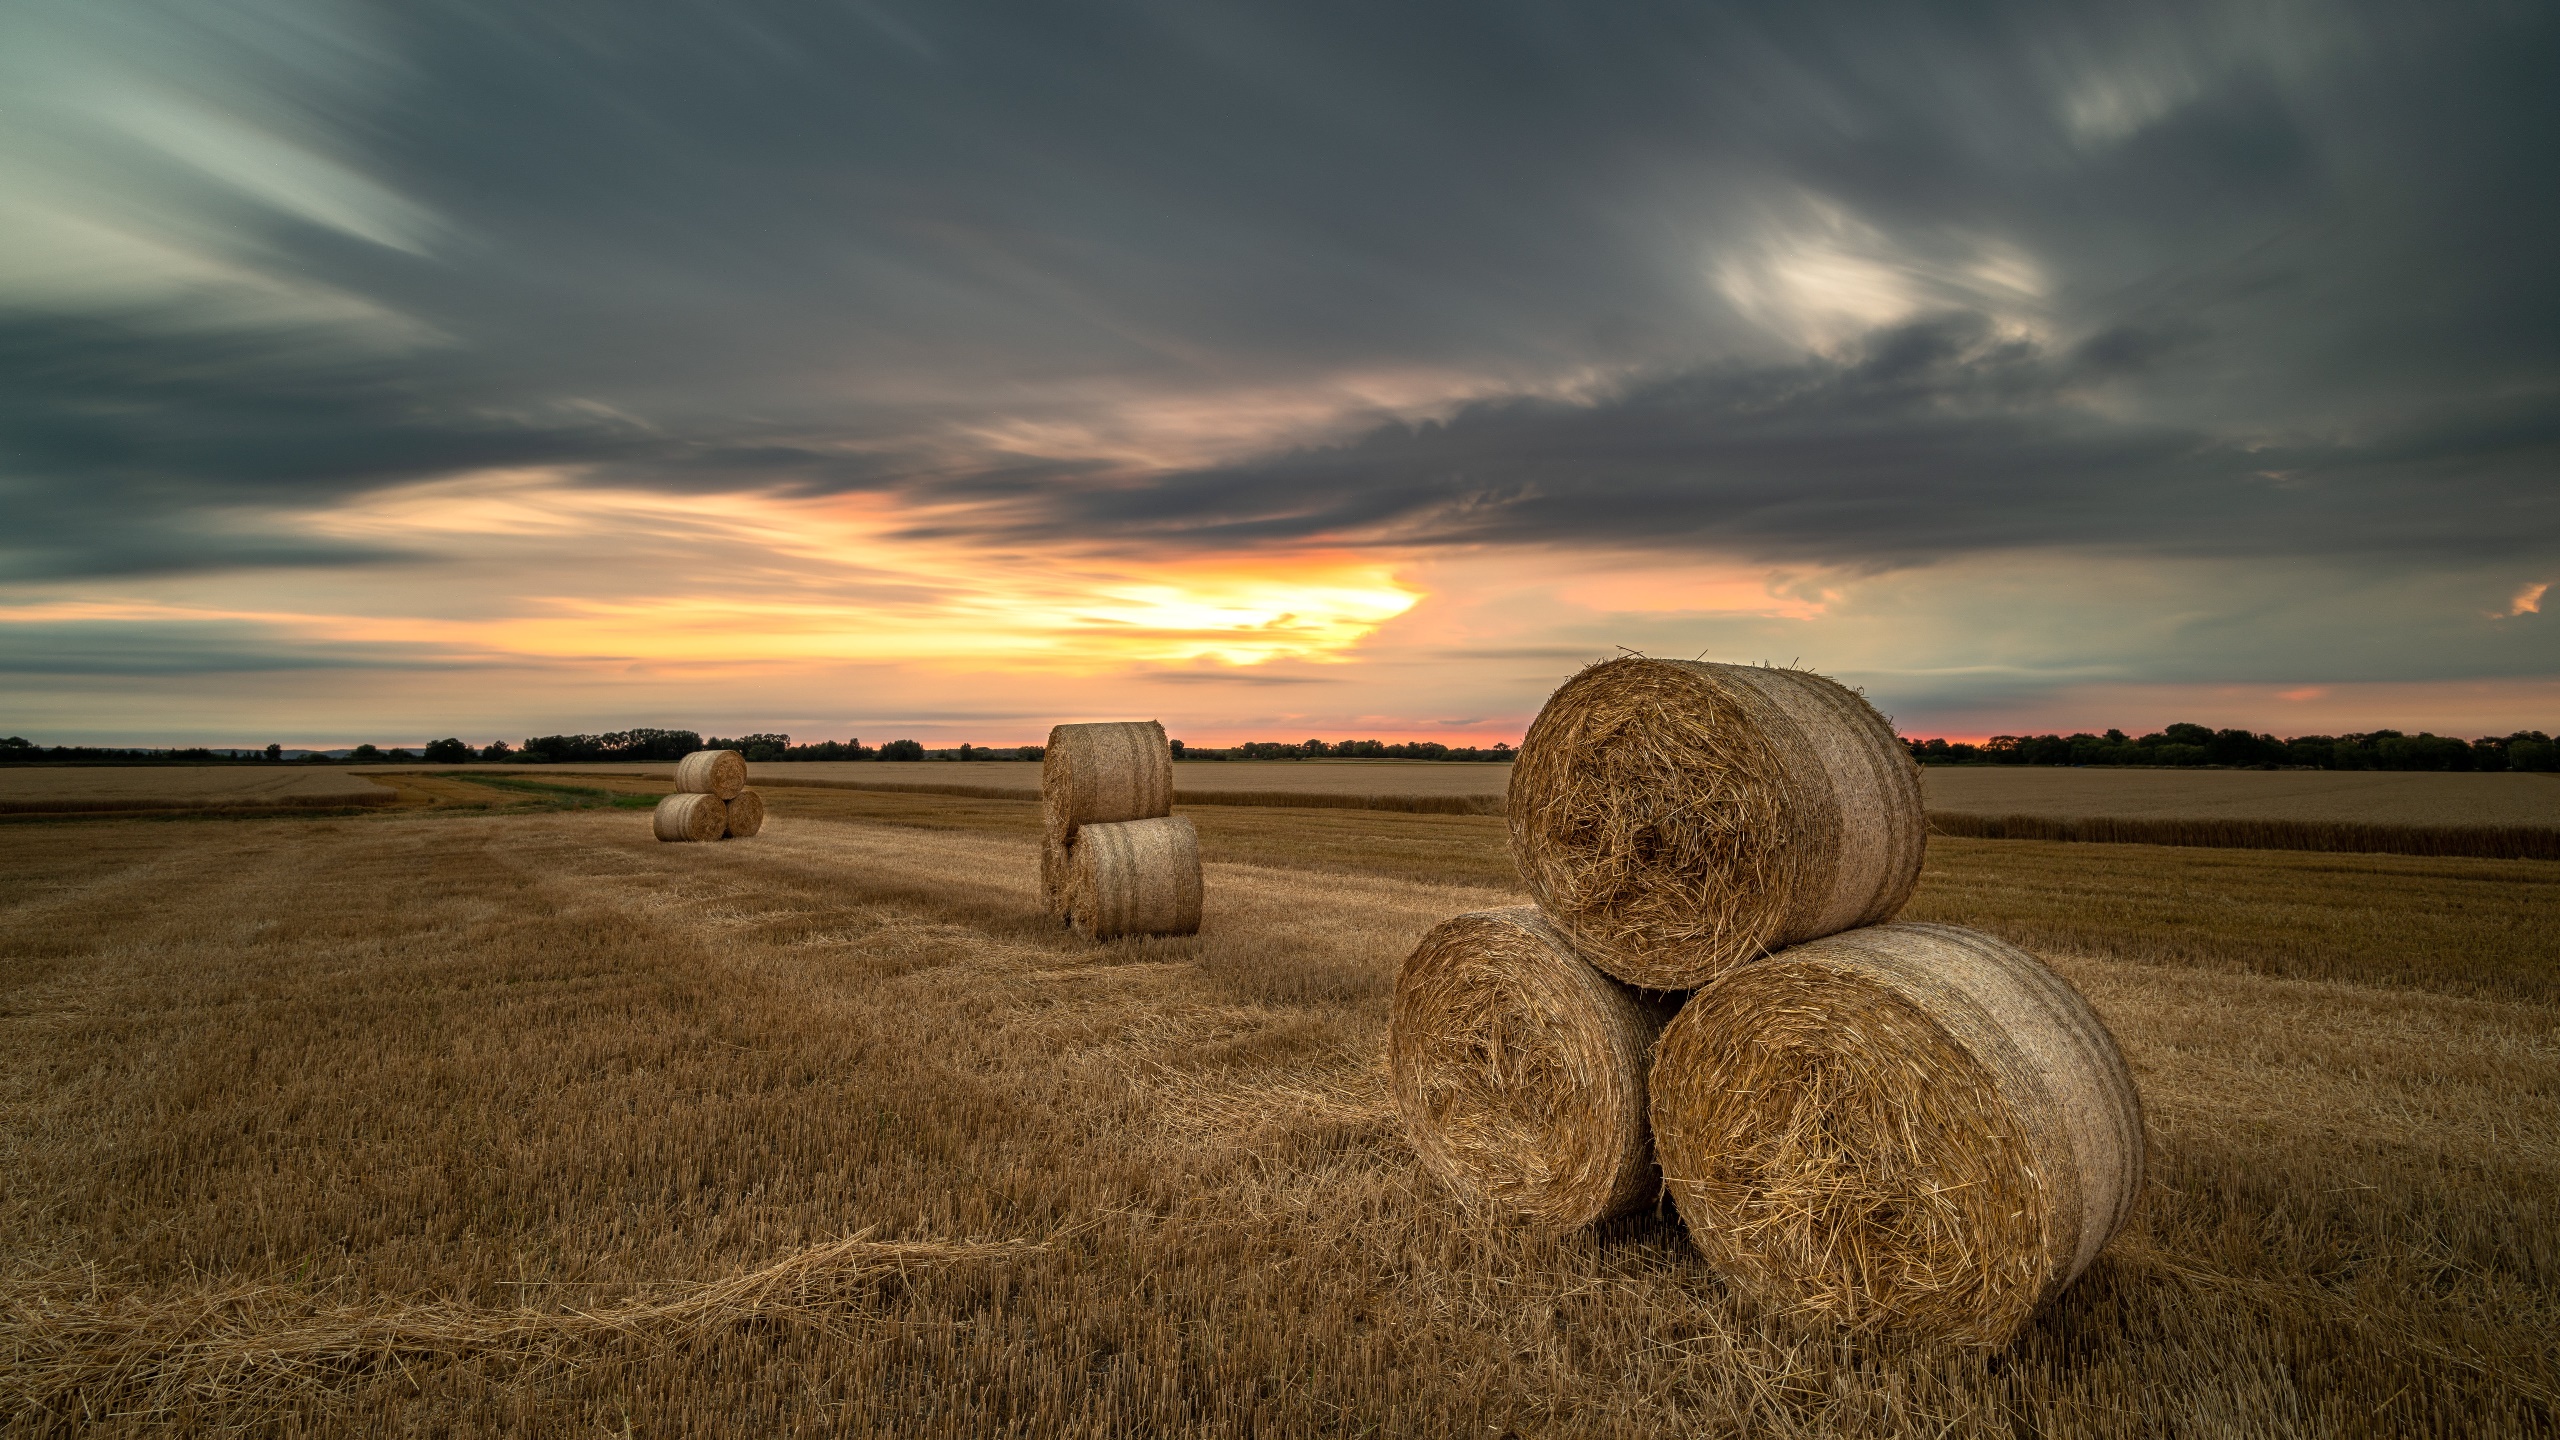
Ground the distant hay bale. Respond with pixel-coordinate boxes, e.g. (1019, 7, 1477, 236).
(724, 789, 766, 838)
(1509, 658, 1925, 988)
(1042, 721, 1174, 845)
(653, 792, 729, 843)
(1647, 923, 2145, 1347)
(1389, 907, 1680, 1227)
(673, 749, 748, 800)
(1065, 816, 1201, 939)
(1039, 836, 1073, 921)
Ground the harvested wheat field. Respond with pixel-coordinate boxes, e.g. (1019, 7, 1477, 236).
(1923, 767, 2560, 826)
(1, 787, 2554, 1435)
(0, 767, 393, 816)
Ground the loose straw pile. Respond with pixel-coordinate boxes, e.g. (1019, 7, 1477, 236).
(1040, 721, 1199, 938)
(1389, 657, 2143, 1345)
(654, 749, 767, 843)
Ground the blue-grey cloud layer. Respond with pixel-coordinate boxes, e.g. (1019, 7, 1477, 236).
(3, 1, 2553, 595)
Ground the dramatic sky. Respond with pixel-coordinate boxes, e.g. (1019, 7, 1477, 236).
(4, 0, 2554, 746)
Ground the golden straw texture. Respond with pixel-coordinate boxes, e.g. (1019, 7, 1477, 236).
(1648, 923, 2145, 1347)
(1065, 816, 1201, 939)
(1039, 836, 1074, 921)
(673, 749, 748, 800)
(724, 789, 766, 838)
(652, 792, 729, 843)
(1509, 658, 1925, 987)
(1390, 907, 1681, 1227)
(1041, 721, 1174, 845)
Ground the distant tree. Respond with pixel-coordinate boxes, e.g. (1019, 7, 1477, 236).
(1166, 740, 1183, 759)
(383, 748, 416, 761)
(480, 739, 514, 762)
(424, 737, 470, 763)
(879, 738, 925, 761)
(349, 744, 381, 761)
(780, 738, 871, 760)
(264, 743, 283, 761)
(1, 736, 35, 760)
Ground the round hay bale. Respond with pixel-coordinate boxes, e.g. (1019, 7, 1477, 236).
(1509, 657, 1924, 988)
(1390, 907, 1681, 1228)
(1042, 721, 1173, 845)
(724, 788, 766, 838)
(1647, 923, 2144, 1347)
(1039, 835, 1073, 921)
(1065, 816, 1200, 939)
(673, 749, 748, 800)
(653, 791, 729, 843)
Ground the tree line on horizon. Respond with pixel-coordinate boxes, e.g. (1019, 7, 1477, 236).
(5, 725, 2552, 771)
(1904, 724, 2559, 771)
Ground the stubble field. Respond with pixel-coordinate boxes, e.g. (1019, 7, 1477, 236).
(1, 775, 2554, 1435)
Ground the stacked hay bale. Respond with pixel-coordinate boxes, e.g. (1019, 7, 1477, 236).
(1041, 721, 1199, 938)
(653, 748, 766, 842)
(1389, 657, 2142, 1345)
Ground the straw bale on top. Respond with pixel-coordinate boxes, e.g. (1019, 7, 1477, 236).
(1064, 816, 1201, 939)
(1390, 907, 1680, 1228)
(1042, 721, 1174, 846)
(653, 792, 729, 843)
(1647, 923, 2144, 1347)
(1508, 658, 1924, 989)
(673, 749, 748, 800)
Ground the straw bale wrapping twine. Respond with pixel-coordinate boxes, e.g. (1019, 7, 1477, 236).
(1042, 721, 1174, 845)
(724, 789, 766, 838)
(653, 792, 728, 843)
(1509, 658, 1925, 988)
(1391, 908, 1680, 1228)
(1066, 816, 1201, 939)
(1647, 923, 2145, 1347)
(673, 749, 748, 800)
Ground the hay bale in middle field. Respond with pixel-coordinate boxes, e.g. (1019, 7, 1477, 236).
(1647, 923, 2145, 1347)
(1042, 720, 1173, 845)
(1390, 907, 1680, 1227)
(1509, 656, 1926, 988)
(723, 789, 766, 838)
(653, 792, 729, 843)
(1065, 816, 1201, 938)
(673, 749, 748, 800)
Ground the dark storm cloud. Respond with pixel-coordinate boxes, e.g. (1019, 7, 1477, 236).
(954, 313, 2560, 565)
(3, 0, 2554, 573)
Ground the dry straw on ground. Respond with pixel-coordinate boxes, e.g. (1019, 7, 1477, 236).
(673, 748, 748, 800)
(1041, 721, 1174, 845)
(5, 1230, 1043, 1424)
(1065, 815, 1202, 939)
(724, 788, 767, 838)
(1390, 907, 1680, 1227)
(1509, 658, 1926, 988)
(1647, 922, 2144, 1347)
(652, 791, 729, 843)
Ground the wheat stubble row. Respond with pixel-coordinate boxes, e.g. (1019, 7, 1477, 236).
(0, 807, 2552, 1435)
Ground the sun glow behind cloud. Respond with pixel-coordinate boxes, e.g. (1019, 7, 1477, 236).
(179, 470, 1427, 672)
